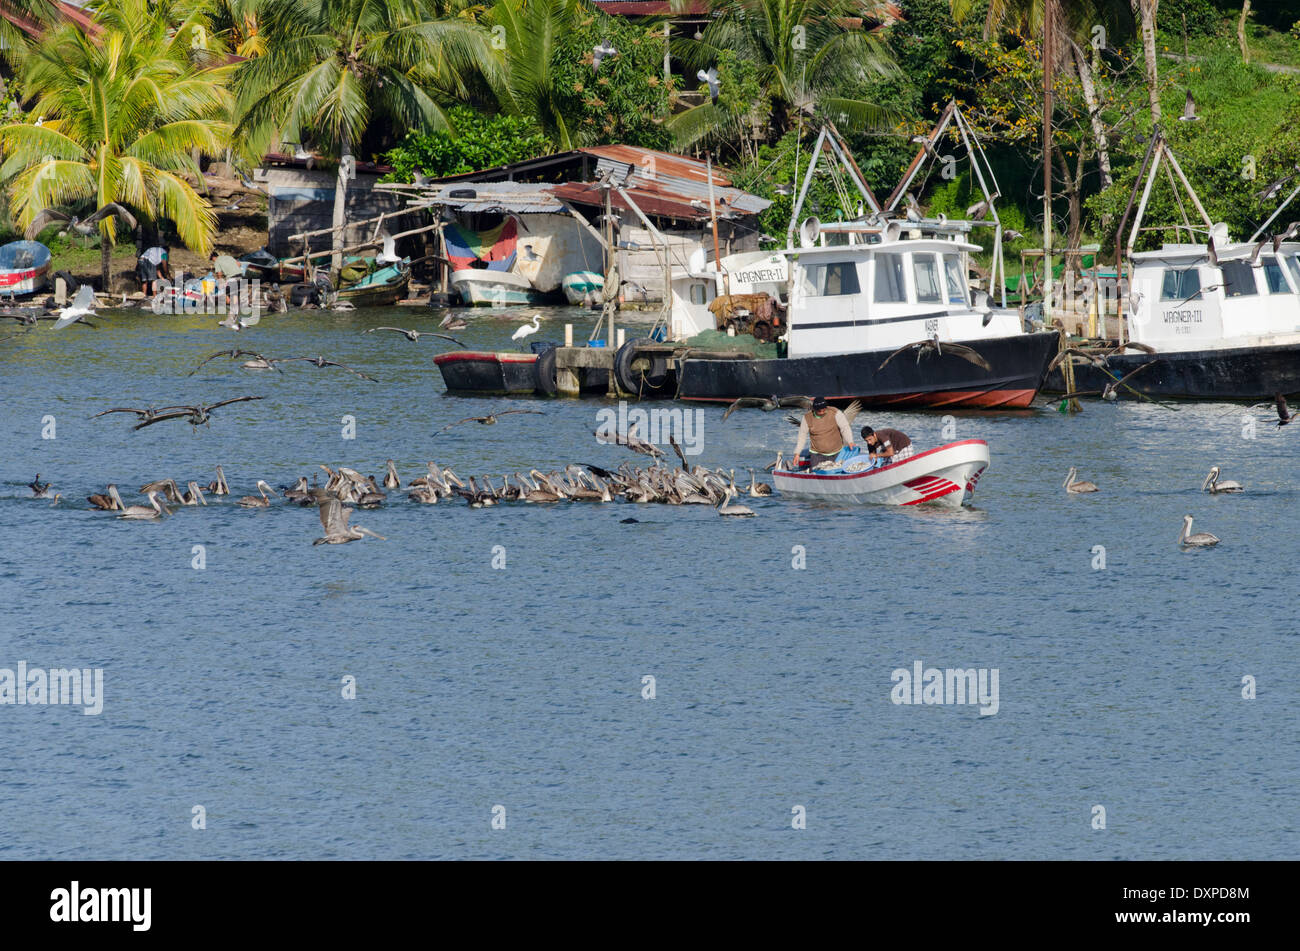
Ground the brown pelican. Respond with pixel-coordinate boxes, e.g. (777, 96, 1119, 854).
(1178, 515, 1219, 548)
(206, 465, 229, 495)
(313, 499, 385, 544)
(436, 409, 545, 435)
(87, 485, 120, 510)
(131, 396, 265, 431)
(438, 314, 467, 331)
(1276, 394, 1296, 426)
(716, 488, 756, 517)
(285, 356, 378, 381)
(237, 480, 276, 507)
(878, 338, 992, 373)
(181, 482, 208, 505)
(365, 327, 465, 346)
(140, 478, 184, 504)
(1202, 467, 1243, 494)
(282, 477, 312, 503)
(27, 474, 51, 497)
(383, 460, 399, 489)
(188, 349, 287, 376)
(747, 469, 772, 497)
(1063, 467, 1099, 493)
(1061, 361, 1158, 402)
(25, 202, 136, 240)
(594, 423, 664, 458)
(110, 486, 169, 520)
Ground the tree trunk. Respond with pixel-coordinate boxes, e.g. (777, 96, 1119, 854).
(1237, 1, 1252, 63)
(101, 235, 112, 292)
(1072, 41, 1112, 189)
(1132, 0, 1161, 127)
(332, 133, 352, 274)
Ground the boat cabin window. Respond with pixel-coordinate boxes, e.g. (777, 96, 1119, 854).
(801, 261, 860, 297)
(873, 254, 906, 303)
(1220, 260, 1258, 297)
(689, 283, 709, 305)
(1288, 254, 1300, 290)
(912, 254, 942, 304)
(1261, 257, 1289, 294)
(942, 254, 967, 304)
(1160, 267, 1201, 301)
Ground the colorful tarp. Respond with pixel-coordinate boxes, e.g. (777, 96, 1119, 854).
(443, 218, 517, 272)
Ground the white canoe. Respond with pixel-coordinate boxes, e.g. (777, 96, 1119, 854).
(774, 439, 990, 507)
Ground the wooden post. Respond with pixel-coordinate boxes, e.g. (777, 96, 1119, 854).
(706, 151, 729, 298)
(1042, 0, 1054, 325)
(564, 323, 574, 347)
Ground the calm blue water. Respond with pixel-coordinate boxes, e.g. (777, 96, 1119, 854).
(0, 304, 1296, 859)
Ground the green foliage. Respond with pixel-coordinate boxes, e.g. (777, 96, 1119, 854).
(730, 129, 866, 241)
(547, 12, 672, 149)
(380, 107, 550, 181)
(1156, 0, 1221, 38)
(1086, 52, 1300, 250)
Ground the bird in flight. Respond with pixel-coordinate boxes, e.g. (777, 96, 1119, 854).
(188, 349, 290, 375)
(127, 396, 265, 431)
(364, 327, 465, 346)
(434, 409, 544, 435)
(878, 338, 992, 373)
(285, 356, 378, 381)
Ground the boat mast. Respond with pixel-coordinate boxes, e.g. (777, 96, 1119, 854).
(1042, 0, 1054, 325)
(706, 151, 730, 298)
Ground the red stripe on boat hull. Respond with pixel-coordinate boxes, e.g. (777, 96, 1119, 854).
(683, 388, 1036, 410)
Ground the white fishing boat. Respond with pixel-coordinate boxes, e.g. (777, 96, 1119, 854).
(450, 268, 549, 306)
(773, 439, 990, 507)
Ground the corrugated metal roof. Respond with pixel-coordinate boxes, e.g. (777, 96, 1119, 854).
(566, 146, 770, 221)
(427, 181, 566, 214)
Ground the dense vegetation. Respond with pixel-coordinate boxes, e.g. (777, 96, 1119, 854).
(0, 0, 1297, 281)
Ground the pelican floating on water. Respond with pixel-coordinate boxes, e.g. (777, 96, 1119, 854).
(237, 480, 276, 507)
(1178, 514, 1219, 548)
(716, 488, 756, 517)
(110, 486, 169, 520)
(1202, 466, 1243, 494)
(1063, 467, 1098, 493)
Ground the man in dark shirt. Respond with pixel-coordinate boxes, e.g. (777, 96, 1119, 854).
(861, 426, 913, 466)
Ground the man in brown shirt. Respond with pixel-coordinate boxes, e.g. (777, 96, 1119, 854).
(861, 425, 913, 466)
(794, 396, 856, 467)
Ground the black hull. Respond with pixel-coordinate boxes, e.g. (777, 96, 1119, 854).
(676, 331, 1060, 409)
(1044, 342, 1300, 400)
(435, 352, 538, 395)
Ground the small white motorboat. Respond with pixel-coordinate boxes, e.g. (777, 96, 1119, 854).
(561, 270, 603, 305)
(774, 439, 990, 507)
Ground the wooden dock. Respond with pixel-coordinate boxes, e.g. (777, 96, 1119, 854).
(554, 346, 622, 397)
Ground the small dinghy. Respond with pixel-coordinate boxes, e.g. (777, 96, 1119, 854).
(774, 439, 990, 507)
(0, 240, 51, 296)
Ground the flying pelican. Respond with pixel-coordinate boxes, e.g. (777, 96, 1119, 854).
(878, 338, 992, 373)
(131, 396, 264, 430)
(110, 486, 169, 520)
(1178, 514, 1219, 548)
(1202, 466, 1243, 494)
(51, 284, 97, 329)
(435, 409, 544, 435)
(285, 356, 378, 381)
(24, 203, 137, 241)
(314, 498, 385, 545)
(27, 474, 50, 497)
(716, 487, 755, 517)
(237, 480, 277, 507)
(1276, 394, 1295, 426)
(511, 313, 543, 342)
(188, 349, 287, 375)
(364, 327, 465, 346)
(1063, 467, 1098, 493)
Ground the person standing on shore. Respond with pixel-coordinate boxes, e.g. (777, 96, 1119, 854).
(136, 245, 168, 295)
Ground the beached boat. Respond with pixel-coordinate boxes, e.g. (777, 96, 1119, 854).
(336, 262, 410, 307)
(561, 270, 604, 304)
(434, 350, 539, 395)
(774, 439, 990, 507)
(451, 268, 551, 306)
(0, 240, 51, 296)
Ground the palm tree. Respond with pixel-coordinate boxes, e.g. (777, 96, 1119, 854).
(233, 0, 488, 270)
(670, 0, 900, 148)
(0, 0, 232, 288)
(481, 0, 585, 149)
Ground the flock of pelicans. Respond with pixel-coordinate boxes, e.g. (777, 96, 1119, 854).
(1061, 464, 1248, 548)
(21, 440, 775, 544)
